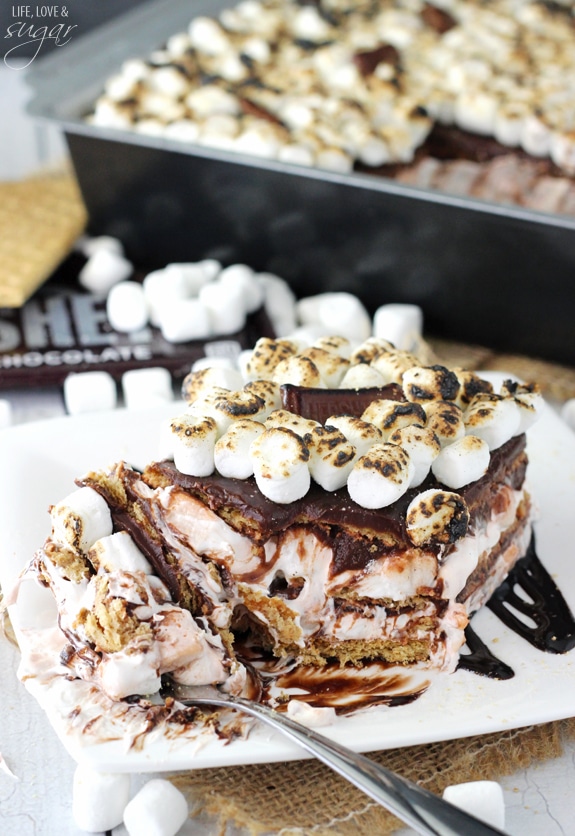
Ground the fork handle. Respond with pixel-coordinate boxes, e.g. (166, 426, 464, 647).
(227, 696, 507, 836)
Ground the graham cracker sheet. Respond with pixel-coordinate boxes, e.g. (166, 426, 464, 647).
(0, 172, 87, 308)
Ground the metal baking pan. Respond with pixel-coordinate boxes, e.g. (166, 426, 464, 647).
(26, 0, 575, 366)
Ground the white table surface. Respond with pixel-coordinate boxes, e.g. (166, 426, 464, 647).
(1, 388, 575, 836)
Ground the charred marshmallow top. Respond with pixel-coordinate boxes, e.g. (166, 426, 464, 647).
(168, 335, 543, 551)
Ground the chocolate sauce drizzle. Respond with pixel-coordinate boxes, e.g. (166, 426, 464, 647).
(458, 535, 575, 679)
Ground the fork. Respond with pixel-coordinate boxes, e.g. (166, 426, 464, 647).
(166, 682, 507, 836)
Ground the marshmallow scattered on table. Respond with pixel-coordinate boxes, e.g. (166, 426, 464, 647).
(72, 764, 131, 833)
(122, 367, 174, 409)
(107, 281, 149, 333)
(158, 297, 212, 342)
(79, 247, 134, 296)
(373, 303, 423, 352)
(64, 370, 117, 415)
(442, 780, 505, 831)
(77, 234, 125, 259)
(122, 778, 189, 836)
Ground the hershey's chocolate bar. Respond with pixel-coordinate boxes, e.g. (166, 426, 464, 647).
(281, 383, 403, 423)
(0, 262, 274, 390)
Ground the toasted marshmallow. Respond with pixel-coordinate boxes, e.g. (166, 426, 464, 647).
(189, 388, 266, 436)
(347, 443, 413, 509)
(402, 365, 461, 403)
(313, 335, 353, 360)
(339, 363, 388, 389)
(214, 419, 265, 478)
(308, 426, 356, 491)
(188, 16, 231, 55)
(373, 303, 424, 352)
(250, 427, 311, 503)
(350, 338, 395, 365)
(265, 409, 320, 442)
(370, 350, 420, 384)
(51, 487, 113, 553)
(89, 531, 153, 575)
(182, 366, 244, 404)
(361, 399, 426, 439)
(388, 425, 441, 487)
(500, 379, 544, 433)
(170, 414, 218, 476)
(464, 394, 521, 450)
(431, 436, 490, 489)
(453, 369, 494, 408)
(325, 414, 383, 459)
(405, 488, 469, 547)
(299, 347, 350, 387)
(245, 337, 297, 381)
(244, 379, 282, 418)
(273, 354, 325, 388)
(423, 400, 466, 447)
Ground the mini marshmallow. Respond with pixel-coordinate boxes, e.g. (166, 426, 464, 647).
(170, 414, 218, 476)
(89, 531, 153, 575)
(257, 272, 298, 336)
(273, 354, 326, 388)
(370, 349, 420, 384)
(197, 258, 222, 282)
(424, 400, 466, 447)
(51, 486, 113, 553)
(373, 303, 424, 352)
(317, 293, 372, 342)
(0, 399, 12, 429)
(79, 248, 134, 296)
(214, 418, 265, 478)
(313, 335, 353, 360)
(199, 280, 247, 335)
(245, 337, 298, 381)
(244, 379, 282, 418)
(182, 366, 244, 404)
(432, 435, 490, 489)
(405, 488, 469, 547)
(464, 394, 521, 450)
(326, 414, 383, 459)
(265, 409, 320, 442)
(164, 262, 213, 295)
(286, 700, 337, 728)
(339, 363, 388, 389)
(308, 425, 356, 490)
(143, 268, 194, 327)
(64, 370, 117, 415)
(219, 263, 264, 313)
(361, 399, 426, 439)
(250, 427, 311, 503)
(500, 379, 544, 433)
(442, 781, 505, 831)
(123, 778, 189, 836)
(72, 765, 131, 833)
(347, 443, 414, 509)
(122, 367, 173, 409)
(107, 281, 149, 333)
(402, 365, 461, 403)
(158, 297, 213, 343)
(453, 369, 494, 408)
(350, 338, 395, 365)
(389, 425, 441, 487)
(299, 347, 349, 387)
